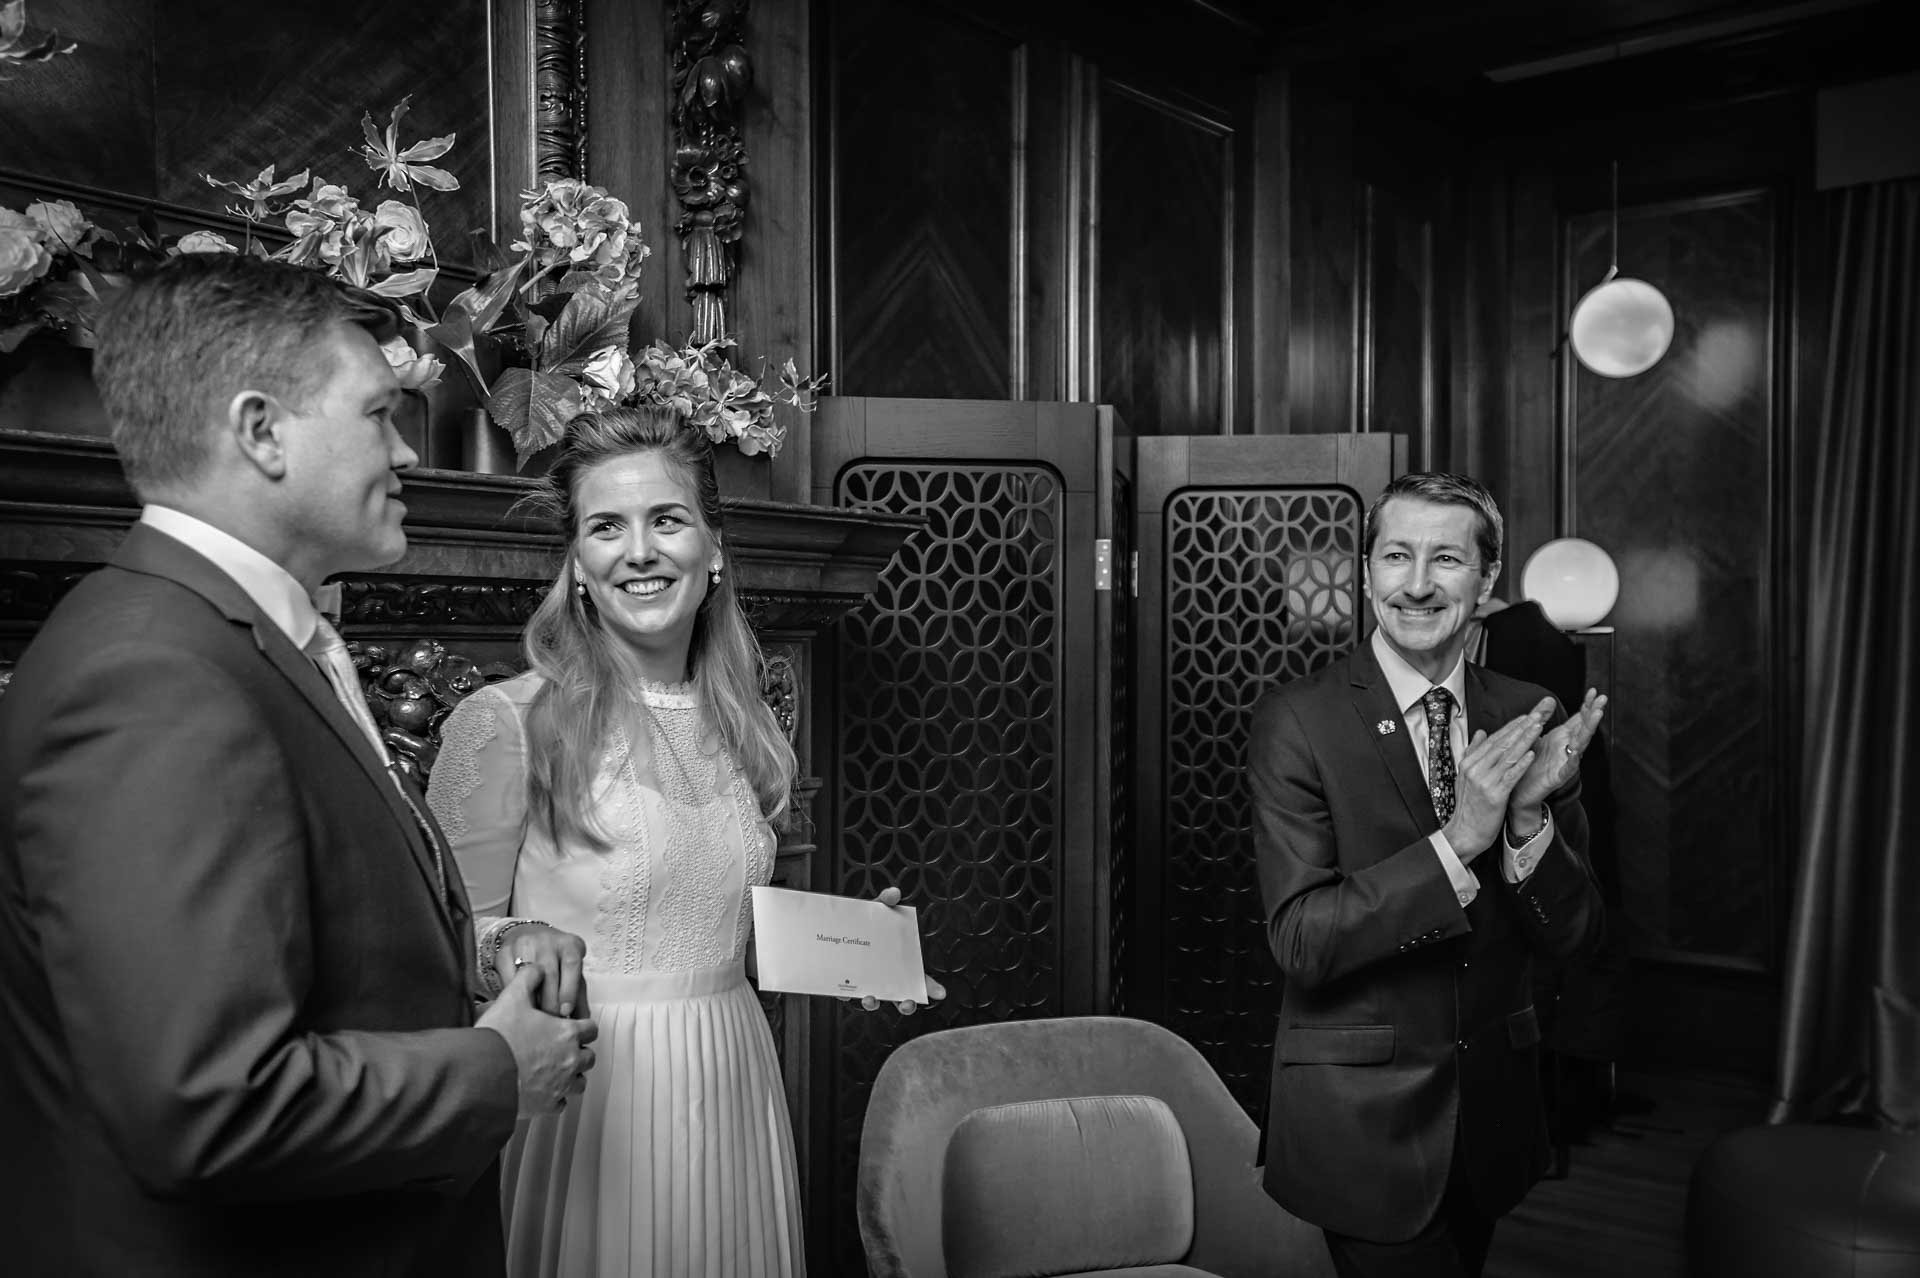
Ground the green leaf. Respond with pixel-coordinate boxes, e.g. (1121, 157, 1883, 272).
(424, 306, 489, 400)
(452, 257, 528, 336)
(486, 366, 582, 463)
(370, 267, 437, 298)
(544, 285, 638, 374)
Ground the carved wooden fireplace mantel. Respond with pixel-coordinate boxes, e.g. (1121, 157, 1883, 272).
(0, 431, 919, 626)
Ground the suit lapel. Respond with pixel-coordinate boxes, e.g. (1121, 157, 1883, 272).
(1463, 661, 1505, 743)
(113, 526, 458, 940)
(1348, 641, 1440, 836)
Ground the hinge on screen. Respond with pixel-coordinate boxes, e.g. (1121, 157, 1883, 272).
(1093, 539, 1113, 591)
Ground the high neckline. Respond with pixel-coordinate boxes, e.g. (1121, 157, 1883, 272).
(638, 676, 697, 704)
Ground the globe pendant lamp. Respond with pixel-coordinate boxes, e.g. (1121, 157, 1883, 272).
(1569, 162, 1674, 378)
(1521, 537, 1619, 631)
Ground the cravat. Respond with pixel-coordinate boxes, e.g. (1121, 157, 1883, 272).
(304, 616, 447, 899)
(1423, 686, 1457, 824)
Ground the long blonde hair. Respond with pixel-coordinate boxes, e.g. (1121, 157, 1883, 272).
(519, 406, 796, 849)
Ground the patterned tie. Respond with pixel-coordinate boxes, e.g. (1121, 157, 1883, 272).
(305, 616, 447, 899)
(1423, 686, 1457, 823)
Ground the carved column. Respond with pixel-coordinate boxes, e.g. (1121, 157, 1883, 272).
(535, 0, 589, 183)
(668, 0, 753, 344)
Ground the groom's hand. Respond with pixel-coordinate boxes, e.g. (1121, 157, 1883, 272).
(477, 966, 599, 1117)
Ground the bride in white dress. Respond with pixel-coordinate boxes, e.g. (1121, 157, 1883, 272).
(426, 407, 836, 1277)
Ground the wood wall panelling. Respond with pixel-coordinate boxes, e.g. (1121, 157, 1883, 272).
(828, 0, 1016, 400)
(733, 0, 816, 503)
(1362, 182, 1440, 468)
(1249, 69, 1291, 435)
(584, 0, 677, 356)
(1285, 78, 1358, 438)
(1566, 190, 1781, 975)
(3, 0, 493, 253)
(1094, 81, 1231, 437)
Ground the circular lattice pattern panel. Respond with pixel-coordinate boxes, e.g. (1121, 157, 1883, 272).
(1163, 486, 1361, 1112)
(830, 461, 1065, 1269)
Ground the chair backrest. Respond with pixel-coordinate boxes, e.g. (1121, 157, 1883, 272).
(857, 1015, 1334, 1278)
(942, 1093, 1195, 1278)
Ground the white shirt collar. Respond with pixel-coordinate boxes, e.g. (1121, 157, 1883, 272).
(1371, 627, 1469, 716)
(138, 505, 322, 649)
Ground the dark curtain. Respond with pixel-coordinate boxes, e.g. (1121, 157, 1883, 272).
(1771, 178, 1920, 1132)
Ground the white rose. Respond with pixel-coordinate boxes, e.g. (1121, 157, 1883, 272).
(580, 345, 637, 403)
(379, 336, 445, 392)
(24, 199, 89, 252)
(0, 207, 45, 241)
(0, 224, 54, 295)
(174, 230, 239, 255)
(374, 200, 431, 261)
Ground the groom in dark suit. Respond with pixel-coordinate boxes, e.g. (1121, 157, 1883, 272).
(1249, 472, 1608, 1277)
(0, 255, 596, 1275)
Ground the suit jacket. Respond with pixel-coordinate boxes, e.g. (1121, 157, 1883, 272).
(0, 525, 519, 1276)
(1248, 638, 1604, 1243)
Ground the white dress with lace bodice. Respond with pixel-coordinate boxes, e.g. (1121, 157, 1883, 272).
(428, 671, 802, 1278)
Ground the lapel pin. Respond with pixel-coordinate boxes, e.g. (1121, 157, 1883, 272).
(1376, 719, 1397, 736)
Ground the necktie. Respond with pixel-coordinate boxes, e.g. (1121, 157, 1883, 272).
(304, 616, 389, 761)
(304, 616, 447, 899)
(1423, 686, 1457, 824)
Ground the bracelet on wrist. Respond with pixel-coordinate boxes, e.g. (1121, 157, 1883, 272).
(475, 916, 548, 994)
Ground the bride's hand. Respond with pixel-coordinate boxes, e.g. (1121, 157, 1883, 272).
(499, 923, 592, 1019)
(837, 886, 948, 1015)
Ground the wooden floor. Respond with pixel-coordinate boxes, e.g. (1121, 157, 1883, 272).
(1484, 1068, 1770, 1278)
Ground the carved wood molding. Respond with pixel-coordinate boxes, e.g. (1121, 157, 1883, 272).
(0, 435, 923, 604)
(339, 576, 549, 630)
(534, 0, 588, 184)
(669, 0, 753, 343)
(0, 561, 93, 626)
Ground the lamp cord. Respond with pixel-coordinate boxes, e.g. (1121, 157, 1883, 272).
(1603, 160, 1620, 286)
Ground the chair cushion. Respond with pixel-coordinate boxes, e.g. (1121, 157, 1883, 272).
(943, 1094, 1195, 1278)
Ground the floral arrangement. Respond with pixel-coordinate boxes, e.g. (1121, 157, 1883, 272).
(2, 95, 826, 461)
(0, 201, 238, 352)
(224, 98, 826, 460)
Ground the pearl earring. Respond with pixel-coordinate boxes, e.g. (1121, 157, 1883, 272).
(709, 566, 722, 586)
(574, 579, 586, 599)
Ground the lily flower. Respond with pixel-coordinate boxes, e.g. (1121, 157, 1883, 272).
(360, 97, 458, 193)
(0, 0, 76, 71)
(201, 165, 310, 221)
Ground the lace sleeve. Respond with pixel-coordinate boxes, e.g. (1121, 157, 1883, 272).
(425, 685, 529, 917)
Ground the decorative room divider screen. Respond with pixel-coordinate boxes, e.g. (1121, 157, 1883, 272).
(811, 397, 1398, 1271)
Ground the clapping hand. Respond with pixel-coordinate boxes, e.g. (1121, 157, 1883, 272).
(1441, 698, 1553, 860)
(837, 886, 948, 1015)
(1510, 689, 1608, 813)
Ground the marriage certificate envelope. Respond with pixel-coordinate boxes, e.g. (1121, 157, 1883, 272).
(750, 886, 930, 1004)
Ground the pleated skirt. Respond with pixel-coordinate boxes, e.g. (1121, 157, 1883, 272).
(499, 964, 805, 1278)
